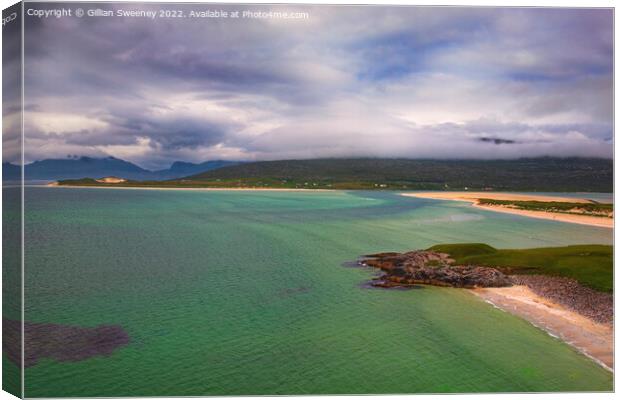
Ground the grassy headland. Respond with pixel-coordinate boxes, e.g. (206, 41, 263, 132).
(427, 243, 613, 293)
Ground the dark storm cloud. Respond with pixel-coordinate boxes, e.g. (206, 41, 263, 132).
(19, 4, 613, 169)
(477, 137, 517, 145)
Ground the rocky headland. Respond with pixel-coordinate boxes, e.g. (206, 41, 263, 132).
(359, 250, 512, 288)
(358, 250, 612, 325)
(356, 249, 613, 370)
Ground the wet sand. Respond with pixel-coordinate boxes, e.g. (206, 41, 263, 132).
(403, 192, 612, 228)
(470, 286, 613, 371)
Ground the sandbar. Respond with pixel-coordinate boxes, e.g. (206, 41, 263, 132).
(402, 192, 612, 228)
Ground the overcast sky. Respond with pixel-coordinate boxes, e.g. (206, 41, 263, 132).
(10, 4, 613, 169)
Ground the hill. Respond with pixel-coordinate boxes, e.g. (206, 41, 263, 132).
(2, 157, 240, 181)
(152, 160, 240, 180)
(178, 158, 612, 192)
(2, 163, 21, 182)
(22, 157, 150, 181)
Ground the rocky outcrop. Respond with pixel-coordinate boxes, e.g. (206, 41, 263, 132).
(360, 250, 512, 289)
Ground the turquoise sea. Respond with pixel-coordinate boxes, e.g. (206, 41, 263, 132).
(5, 188, 614, 396)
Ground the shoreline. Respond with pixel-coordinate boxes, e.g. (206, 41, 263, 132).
(470, 285, 613, 372)
(45, 184, 334, 192)
(402, 192, 613, 228)
(359, 249, 613, 372)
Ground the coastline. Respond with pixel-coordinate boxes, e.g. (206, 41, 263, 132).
(45, 184, 334, 192)
(470, 285, 613, 371)
(402, 192, 613, 228)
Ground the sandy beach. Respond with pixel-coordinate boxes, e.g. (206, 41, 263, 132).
(403, 192, 613, 228)
(471, 286, 613, 371)
(45, 183, 333, 192)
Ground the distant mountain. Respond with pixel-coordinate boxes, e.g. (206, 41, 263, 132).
(181, 157, 613, 192)
(153, 160, 240, 180)
(2, 162, 21, 181)
(2, 157, 241, 182)
(22, 157, 151, 181)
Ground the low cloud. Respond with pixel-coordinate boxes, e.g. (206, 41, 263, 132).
(477, 137, 517, 145)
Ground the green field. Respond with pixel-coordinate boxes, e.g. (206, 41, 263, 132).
(427, 244, 613, 293)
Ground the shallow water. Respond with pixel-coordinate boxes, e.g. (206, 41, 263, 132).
(8, 188, 613, 396)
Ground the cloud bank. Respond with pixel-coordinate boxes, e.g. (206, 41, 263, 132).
(11, 4, 613, 169)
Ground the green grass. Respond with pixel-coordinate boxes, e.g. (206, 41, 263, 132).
(427, 243, 613, 293)
(478, 199, 613, 216)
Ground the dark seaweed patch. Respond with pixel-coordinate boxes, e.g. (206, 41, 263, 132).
(277, 286, 311, 298)
(3, 319, 130, 368)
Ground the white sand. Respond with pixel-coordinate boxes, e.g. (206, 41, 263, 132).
(403, 192, 612, 228)
(471, 286, 613, 371)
